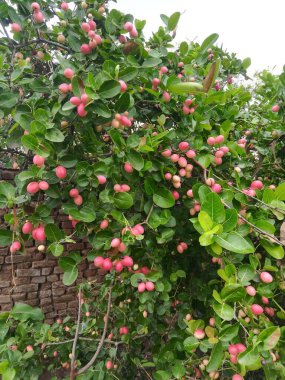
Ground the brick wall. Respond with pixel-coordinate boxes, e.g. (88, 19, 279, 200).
(0, 170, 101, 323)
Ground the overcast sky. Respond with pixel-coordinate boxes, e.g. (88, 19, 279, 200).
(111, 0, 284, 76)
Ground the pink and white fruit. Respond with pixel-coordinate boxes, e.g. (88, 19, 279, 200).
(33, 155, 45, 167)
(207, 137, 216, 146)
(246, 286, 256, 296)
(100, 220, 109, 229)
(124, 22, 133, 32)
(194, 329, 205, 339)
(27, 182, 40, 194)
(106, 360, 113, 370)
(11, 23, 21, 33)
(22, 222, 33, 234)
(124, 162, 133, 173)
(251, 304, 264, 315)
(26, 345, 33, 352)
(31, 2, 40, 11)
(119, 80, 127, 92)
(55, 166, 67, 179)
(10, 241, 21, 253)
(94, 256, 104, 268)
(178, 141, 189, 151)
(74, 195, 83, 206)
(61, 2, 69, 11)
(59, 83, 70, 93)
(77, 103, 87, 117)
(38, 181, 49, 191)
(97, 175, 106, 184)
(260, 271, 273, 283)
(69, 189, 79, 198)
(145, 281, 155, 291)
(272, 105, 280, 112)
(80, 44, 91, 54)
(34, 11, 44, 23)
(81, 23, 91, 33)
(163, 91, 171, 102)
(64, 68, 74, 79)
(250, 180, 263, 190)
(119, 326, 129, 335)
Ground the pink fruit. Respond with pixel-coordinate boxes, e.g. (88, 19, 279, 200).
(59, 83, 70, 93)
(187, 189, 193, 197)
(31, 2, 40, 11)
(119, 80, 127, 92)
(251, 304, 264, 315)
(165, 172, 172, 180)
(10, 241, 21, 253)
(235, 343, 246, 353)
(34, 226, 46, 241)
(69, 189, 79, 198)
(211, 184, 222, 193)
(260, 271, 273, 283)
(209, 317, 215, 326)
(228, 345, 238, 355)
(124, 22, 133, 32)
(214, 157, 222, 165)
(89, 39, 97, 49)
(97, 175, 107, 185)
(230, 355, 238, 364)
(61, 2, 69, 11)
(215, 135, 224, 144)
(114, 184, 121, 192)
(81, 93, 90, 105)
(130, 28, 138, 38)
(80, 44, 91, 54)
(27, 182, 40, 194)
(77, 103, 87, 117)
(33, 11, 44, 23)
(172, 191, 179, 200)
(118, 35, 126, 44)
(246, 286, 256, 296)
(262, 296, 269, 304)
(120, 115, 132, 127)
(162, 149, 172, 157)
(178, 141, 189, 151)
(272, 105, 280, 112)
(265, 307, 275, 317)
(74, 195, 83, 206)
(105, 360, 113, 370)
(102, 258, 113, 271)
(220, 146, 229, 153)
(215, 150, 224, 158)
(26, 345, 33, 352)
(100, 220, 109, 229)
(88, 20, 96, 30)
(182, 105, 190, 114)
(111, 238, 120, 248)
(94, 34, 102, 45)
(94, 256, 104, 268)
(11, 23, 21, 33)
(55, 166, 67, 179)
(124, 162, 133, 173)
(88, 30, 96, 39)
(207, 137, 216, 146)
(177, 245, 184, 254)
(22, 222, 33, 234)
(160, 66, 168, 74)
(170, 154, 179, 163)
(178, 61, 184, 67)
(115, 261, 124, 272)
(121, 184, 130, 192)
(70, 97, 81, 106)
(33, 155, 45, 167)
(206, 178, 215, 186)
(138, 282, 146, 293)
(121, 256, 133, 267)
(194, 329, 205, 339)
(186, 149, 196, 158)
(232, 375, 243, 380)
(180, 242, 188, 250)
(145, 281, 154, 291)
(118, 242, 126, 252)
(163, 91, 171, 102)
(64, 68, 74, 79)
(81, 23, 91, 33)
(38, 181, 49, 191)
(152, 78, 160, 87)
(250, 180, 263, 190)
(178, 157, 187, 167)
(119, 326, 129, 335)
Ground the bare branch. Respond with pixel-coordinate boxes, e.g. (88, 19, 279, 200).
(70, 289, 82, 380)
(15, 38, 71, 52)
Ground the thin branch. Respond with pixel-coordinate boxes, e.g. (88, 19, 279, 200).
(76, 287, 112, 376)
(70, 289, 82, 380)
(15, 38, 71, 52)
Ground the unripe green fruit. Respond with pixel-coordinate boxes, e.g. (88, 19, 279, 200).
(61, 20, 67, 27)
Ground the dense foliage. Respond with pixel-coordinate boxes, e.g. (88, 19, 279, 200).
(0, 1, 285, 379)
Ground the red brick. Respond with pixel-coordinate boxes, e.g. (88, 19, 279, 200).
(16, 269, 41, 277)
(40, 298, 52, 306)
(47, 275, 59, 282)
(39, 290, 52, 298)
(0, 295, 11, 303)
(54, 302, 67, 310)
(27, 292, 38, 300)
(52, 288, 65, 296)
(25, 299, 39, 307)
(68, 301, 78, 308)
(42, 267, 53, 275)
(5, 255, 28, 264)
(32, 260, 57, 268)
(12, 293, 26, 301)
(13, 284, 38, 293)
(32, 277, 46, 284)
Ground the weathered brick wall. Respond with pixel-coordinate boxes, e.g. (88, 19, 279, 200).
(0, 170, 100, 323)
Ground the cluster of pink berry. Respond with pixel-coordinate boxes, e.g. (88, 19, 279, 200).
(80, 20, 102, 54)
(123, 22, 138, 38)
(94, 255, 133, 272)
(31, 2, 45, 23)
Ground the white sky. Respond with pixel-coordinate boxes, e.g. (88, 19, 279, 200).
(111, 0, 285, 76)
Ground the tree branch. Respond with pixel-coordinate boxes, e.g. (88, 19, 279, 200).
(70, 289, 82, 380)
(76, 287, 112, 376)
(15, 38, 71, 52)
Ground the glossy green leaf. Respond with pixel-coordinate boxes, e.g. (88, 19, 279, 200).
(201, 192, 225, 223)
(215, 232, 254, 254)
(153, 188, 175, 208)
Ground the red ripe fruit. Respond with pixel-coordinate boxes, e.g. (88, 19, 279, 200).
(77, 103, 87, 117)
(138, 282, 146, 293)
(10, 241, 21, 253)
(38, 181, 49, 191)
(80, 44, 91, 54)
(118, 242, 127, 252)
(145, 281, 155, 291)
(55, 166, 67, 179)
(230, 355, 238, 364)
(118, 35, 126, 44)
(63, 68, 74, 79)
(81, 23, 91, 33)
(251, 304, 264, 316)
(178, 141, 189, 151)
(74, 195, 83, 206)
(94, 256, 104, 268)
(100, 220, 109, 229)
(102, 258, 113, 271)
(27, 182, 40, 194)
(235, 343, 246, 353)
(119, 326, 129, 335)
(59, 83, 70, 93)
(115, 261, 124, 272)
(228, 345, 238, 355)
(124, 162, 133, 173)
(70, 97, 81, 106)
(105, 360, 113, 370)
(34, 226, 46, 241)
(121, 256, 133, 267)
(33, 11, 44, 23)
(97, 175, 107, 184)
(22, 222, 33, 234)
(250, 180, 263, 190)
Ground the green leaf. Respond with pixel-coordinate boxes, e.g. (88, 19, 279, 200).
(142, 57, 162, 68)
(220, 284, 246, 302)
(59, 257, 78, 286)
(119, 67, 138, 82)
(183, 336, 200, 353)
(115, 93, 131, 113)
(0, 229, 13, 247)
(44, 224, 65, 242)
(198, 210, 213, 231)
(223, 208, 238, 232)
(99, 80, 121, 98)
(45, 128, 65, 142)
(215, 232, 254, 254)
(109, 129, 126, 148)
(260, 239, 284, 259)
(2, 368, 16, 380)
(127, 150, 144, 171)
(213, 302, 235, 321)
(206, 342, 223, 372)
(153, 188, 175, 208)
(171, 362, 185, 379)
(180, 41, 188, 55)
(11, 303, 44, 321)
(0, 181, 15, 200)
(238, 346, 261, 370)
(153, 371, 172, 380)
(200, 33, 219, 54)
(242, 57, 251, 69)
(257, 327, 280, 350)
(49, 242, 64, 257)
(219, 323, 239, 342)
(21, 135, 52, 157)
(201, 192, 225, 223)
(167, 12, 180, 31)
(0, 92, 18, 109)
(238, 264, 256, 285)
(113, 192, 134, 209)
(62, 205, 96, 223)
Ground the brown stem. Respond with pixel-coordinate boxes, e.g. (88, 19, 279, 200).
(76, 287, 112, 376)
(15, 38, 70, 52)
(70, 289, 82, 380)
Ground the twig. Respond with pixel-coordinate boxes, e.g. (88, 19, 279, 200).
(70, 289, 82, 380)
(15, 38, 70, 52)
(76, 287, 112, 376)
